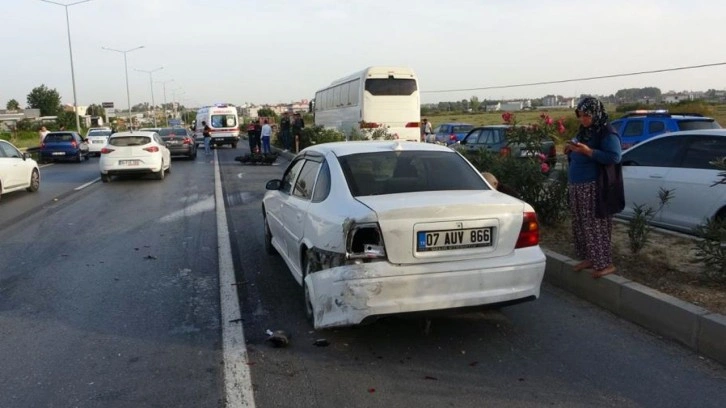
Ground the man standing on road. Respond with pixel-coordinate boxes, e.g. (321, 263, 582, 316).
(38, 126, 49, 146)
(292, 113, 304, 152)
(422, 118, 433, 143)
(202, 121, 212, 155)
(280, 111, 292, 152)
(260, 119, 272, 154)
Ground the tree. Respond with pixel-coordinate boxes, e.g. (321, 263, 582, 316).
(27, 84, 61, 116)
(56, 111, 77, 130)
(257, 107, 278, 118)
(469, 96, 481, 112)
(86, 104, 104, 117)
(6, 99, 20, 110)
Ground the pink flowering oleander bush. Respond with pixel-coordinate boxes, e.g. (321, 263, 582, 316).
(460, 112, 570, 226)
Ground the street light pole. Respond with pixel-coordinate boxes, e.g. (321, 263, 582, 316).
(39, 0, 93, 134)
(156, 79, 174, 126)
(172, 88, 185, 121)
(101, 45, 144, 130)
(135, 67, 163, 127)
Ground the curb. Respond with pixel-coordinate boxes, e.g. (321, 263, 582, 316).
(270, 146, 726, 366)
(544, 249, 726, 366)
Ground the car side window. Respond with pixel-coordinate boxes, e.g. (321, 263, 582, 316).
(621, 136, 687, 167)
(464, 129, 481, 144)
(611, 120, 623, 133)
(312, 160, 331, 202)
(478, 129, 496, 144)
(648, 121, 666, 135)
(0, 141, 21, 158)
(280, 159, 305, 195)
(679, 136, 726, 170)
(622, 120, 644, 137)
(293, 160, 321, 200)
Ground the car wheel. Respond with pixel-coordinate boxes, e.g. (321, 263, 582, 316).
(76, 151, 82, 163)
(0, 181, 3, 202)
(101, 173, 111, 183)
(26, 169, 40, 192)
(302, 251, 316, 326)
(263, 214, 276, 255)
(232, 143, 237, 149)
(156, 163, 165, 180)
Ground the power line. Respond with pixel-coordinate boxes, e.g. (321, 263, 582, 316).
(422, 62, 726, 94)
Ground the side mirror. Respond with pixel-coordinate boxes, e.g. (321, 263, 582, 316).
(460, 139, 467, 145)
(265, 179, 282, 190)
(23, 152, 31, 160)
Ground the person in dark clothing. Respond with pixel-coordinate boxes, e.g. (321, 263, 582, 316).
(253, 119, 262, 153)
(247, 121, 256, 152)
(565, 97, 622, 279)
(280, 112, 292, 151)
(292, 113, 304, 151)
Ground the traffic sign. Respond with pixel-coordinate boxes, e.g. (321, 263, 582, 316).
(102, 102, 114, 108)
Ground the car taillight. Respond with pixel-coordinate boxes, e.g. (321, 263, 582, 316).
(405, 122, 419, 128)
(144, 146, 159, 153)
(71, 141, 78, 148)
(515, 212, 539, 249)
(100, 147, 114, 154)
(499, 146, 511, 157)
(183, 137, 192, 145)
(360, 122, 379, 129)
(449, 134, 456, 141)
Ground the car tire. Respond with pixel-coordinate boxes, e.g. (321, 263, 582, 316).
(302, 251, 316, 326)
(26, 169, 40, 192)
(232, 143, 237, 149)
(101, 173, 111, 183)
(156, 163, 165, 180)
(76, 151, 82, 163)
(263, 214, 276, 256)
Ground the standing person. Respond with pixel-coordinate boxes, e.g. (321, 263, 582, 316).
(292, 113, 304, 151)
(260, 119, 272, 154)
(565, 97, 622, 279)
(202, 120, 212, 155)
(38, 126, 50, 146)
(422, 118, 433, 143)
(253, 119, 262, 153)
(247, 121, 256, 153)
(280, 111, 292, 151)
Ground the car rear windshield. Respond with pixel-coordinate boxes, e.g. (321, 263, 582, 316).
(677, 120, 721, 131)
(88, 131, 111, 137)
(158, 128, 188, 136)
(364, 78, 417, 96)
(337, 150, 489, 196)
(451, 125, 474, 133)
(109, 136, 151, 146)
(44, 133, 74, 142)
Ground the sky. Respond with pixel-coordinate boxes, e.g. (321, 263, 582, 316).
(3, 0, 726, 110)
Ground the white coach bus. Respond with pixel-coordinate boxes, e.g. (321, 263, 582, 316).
(313, 66, 421, 141)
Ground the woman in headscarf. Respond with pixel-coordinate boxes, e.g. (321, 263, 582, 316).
(565, 97, 622, 278)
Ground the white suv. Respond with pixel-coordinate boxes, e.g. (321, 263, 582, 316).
(86, 127, 113, 156)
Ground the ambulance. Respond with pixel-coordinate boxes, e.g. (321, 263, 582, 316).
(194, 104, 240, 148)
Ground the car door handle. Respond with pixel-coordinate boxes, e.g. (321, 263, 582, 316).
(648, 174, 664, 179)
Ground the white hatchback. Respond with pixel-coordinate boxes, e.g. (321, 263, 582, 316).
(99, 131, 171, 182)
(619, 129, 726, 234)
(86, 128, 113, 156)
(262, 141, 546, 329)
(0, 140, 40, 201)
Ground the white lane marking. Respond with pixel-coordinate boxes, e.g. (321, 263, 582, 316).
(74, 178, 100, 191)
(215, 150, 256, 408)
(159, 196, 215, 223)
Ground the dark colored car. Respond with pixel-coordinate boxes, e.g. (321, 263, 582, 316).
(39, 131, 89, 163)
(158, 127, 197, 159)
(610, 110, 720, 149)
(456, 125, 557, 168)
(433, 123, 475, 145)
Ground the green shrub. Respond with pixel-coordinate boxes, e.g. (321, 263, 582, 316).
(693, 217, 726, 282)
(297, 126, 346, 150)
(626, 188, 673, 254)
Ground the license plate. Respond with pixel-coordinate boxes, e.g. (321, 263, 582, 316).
(119, 160, 140, 166)
(52, 152, 64, 156)
(417, 227, 493, 252)
(520, 150, 537, 157)
(93, 140, 104, 144)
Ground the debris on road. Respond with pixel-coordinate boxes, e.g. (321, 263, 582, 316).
(265, 329, 290, 348)
(313, 339, 330, 347)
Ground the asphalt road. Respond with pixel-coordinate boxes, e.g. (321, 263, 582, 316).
(0, 146, 724, 407)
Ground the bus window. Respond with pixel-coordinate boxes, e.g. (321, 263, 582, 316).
(365, 78, 417, 96)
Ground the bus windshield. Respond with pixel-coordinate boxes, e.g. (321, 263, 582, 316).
(364, 79, 417, 96)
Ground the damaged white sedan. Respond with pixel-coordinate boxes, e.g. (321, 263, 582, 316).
(262, 141, 546, 329)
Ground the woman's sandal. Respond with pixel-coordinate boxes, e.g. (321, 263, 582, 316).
(591, 265, 617, 279)
(573, 260, 593, 272)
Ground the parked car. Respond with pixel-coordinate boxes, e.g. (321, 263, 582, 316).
(99, 131, 171, 182)
(39, 131, 90, 163)
(0, 140, 40, 201)
(619, 129, 726, 234)
(611, 110, 720, 149)
(432, 122, 474, 145)
(262, 141, 546, 329)
(456, 125, 558, 168)
(86, 128, 113, 156)
(158, 127, 197, 159)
